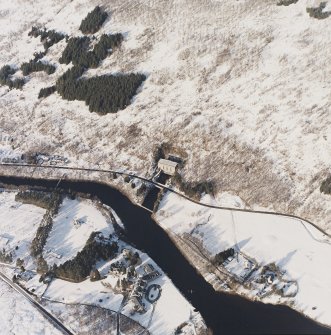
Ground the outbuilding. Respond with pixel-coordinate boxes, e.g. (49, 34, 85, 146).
(158, 159, 178, 176)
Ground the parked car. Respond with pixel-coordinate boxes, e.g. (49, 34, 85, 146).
(50, 155, 69, 165)
(1, 157, 19, 163)
(36, 154, 50, 165)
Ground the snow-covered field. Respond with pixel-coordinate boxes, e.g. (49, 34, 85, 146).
(0, 190, 205, 334)
(0, 190, 46, 269)
(0, 281, 61, 335)
(43, 278, 124, 310)
(156, 191, 331, 327)
(43, 197, 114, 266)
(0, 0, 331, 232)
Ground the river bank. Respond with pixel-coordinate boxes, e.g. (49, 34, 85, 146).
(0, 173, 330, 334)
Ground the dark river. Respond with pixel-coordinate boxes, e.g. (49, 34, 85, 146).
(0, 176, 330, 335)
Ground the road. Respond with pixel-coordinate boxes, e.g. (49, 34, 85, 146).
(0, 162, 330, 239)
(0, 271, 74, 335)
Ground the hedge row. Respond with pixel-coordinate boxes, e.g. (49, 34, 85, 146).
(15, 190, 54, 209)
(277, 0, 298, 6)
(30, 192, 62, 257)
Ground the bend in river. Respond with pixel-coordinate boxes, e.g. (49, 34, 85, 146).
(0, 176, 330, 335)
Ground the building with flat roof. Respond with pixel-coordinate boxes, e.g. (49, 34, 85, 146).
(158, 159, 178, 176)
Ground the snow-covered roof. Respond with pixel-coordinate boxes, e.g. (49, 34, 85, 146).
(158, 159, 178, 168)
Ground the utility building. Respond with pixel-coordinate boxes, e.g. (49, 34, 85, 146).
(158, 159, 178, 176)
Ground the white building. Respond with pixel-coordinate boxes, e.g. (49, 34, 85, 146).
(158, 159, 178, 176)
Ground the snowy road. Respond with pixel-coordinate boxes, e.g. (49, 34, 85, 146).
(1, 162, 330, 239)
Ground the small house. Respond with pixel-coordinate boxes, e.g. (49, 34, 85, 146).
(158, 159, 178, 176)
(90, 269, 101, 282)
(128, 296, 145, 314)
(73, 217, 85, 227)
(144, 263, 155, 275)
(122, 248, 132, 258)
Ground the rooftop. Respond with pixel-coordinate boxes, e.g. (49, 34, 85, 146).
(158, 159, 178, 168)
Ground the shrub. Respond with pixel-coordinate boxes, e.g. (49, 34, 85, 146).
(321, 175, 331, 195)
(124, 176, 130, 183)
(136, 183, 147, 196)
(0, 248, 13, 263)
(16, 258, 24, 267)
(173, 173, 215, 200)
(79, 6, 108, 34)
(38, 86, 56, 99)
(36, 256, 49, 274)
(306, 2, 331, 19)
(90, 268, 101, 281)
(213, 248, 235, 265)
(277, 0, 298, 6)
(33, 51, 46, 62)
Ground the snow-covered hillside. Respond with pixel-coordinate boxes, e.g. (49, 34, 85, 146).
(0, 0, 331, 232)
(0, 191, 46, 269)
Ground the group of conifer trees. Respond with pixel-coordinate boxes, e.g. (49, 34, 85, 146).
(38, 85, 56, 99)
(53, 232, 118, 282)
(55, 21, 145, 115)
(21, 60, 56, 76)
(321, 176, 331, 195)
(1, 5, 146, 114)
(0, 65, 25, 89)
(79, 6, 108, 34)
(59, 33, 123, 68)
(28, 26, 67, 50)
(306, 2, 331, 19)
(56, 68, 146, 114)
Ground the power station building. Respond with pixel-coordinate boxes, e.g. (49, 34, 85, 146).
(157, 159, 178, 176)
